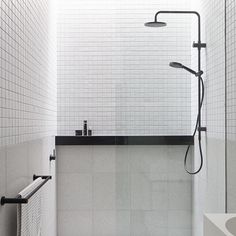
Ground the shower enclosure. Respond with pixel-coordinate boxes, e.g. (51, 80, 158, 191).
(0, 0, 234, 235)
(56, 0, 233, 235)
(56, 0, 194, 235)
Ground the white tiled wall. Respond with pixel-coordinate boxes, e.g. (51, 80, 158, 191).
(202, 0, 225, 139)
(57, 0, 192, 136)
(0, 1, 57, 235)
(226, 0, 236, 141)
(191, 0, 226, 236)
(191, 0, 225, 139)
(0, 0, 57, 147)
(226, 0, 236, 213)
(0, 137, 57, 236)
(57, 145, 192, 236)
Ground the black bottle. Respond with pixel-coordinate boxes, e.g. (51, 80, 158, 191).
(83, 120, 87, 136)
(88, 129, 92, 136)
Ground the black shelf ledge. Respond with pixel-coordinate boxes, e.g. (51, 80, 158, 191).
(56, 136, 194, 146)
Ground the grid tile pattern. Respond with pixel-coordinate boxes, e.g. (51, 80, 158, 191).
(191, 0, 225, 139)
(57, 0, 192, 136)
(226, 0, 236, 214)
(203, 0, 225, 139)
(226, 0, 236, 141)
(191, 1, 226, 236)
(0, 0, 57, 147)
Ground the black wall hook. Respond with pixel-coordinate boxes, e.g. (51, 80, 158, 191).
(49, 149, 56, 161)
(50, 155, 56, 161)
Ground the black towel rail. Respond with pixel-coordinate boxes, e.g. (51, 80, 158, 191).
(1, 175, 52, 206)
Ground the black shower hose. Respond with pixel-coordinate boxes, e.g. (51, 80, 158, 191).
(184, 76, 204, 175)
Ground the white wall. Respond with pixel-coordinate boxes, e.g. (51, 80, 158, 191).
(57, 145, 192, 236)
(57, 0, 192, 136)
(0, 1, 57, 235)
(0, 0, 57, 147)
(0, 137, 57, 236)
(191, 0, 226, 236)
(226, 0, 236, 213)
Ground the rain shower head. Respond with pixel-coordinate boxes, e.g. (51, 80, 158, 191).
(169, 61, 203, 77)
(144, 21, 167, 27)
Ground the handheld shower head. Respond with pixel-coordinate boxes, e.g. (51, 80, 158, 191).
(169, 61, 203, 77)
(169, 62, 183, 69)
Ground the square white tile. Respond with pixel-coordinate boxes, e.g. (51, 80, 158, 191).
(58, 211, 92, 236)
(58, 173, 92, 210)
(57, 146, 93, 173)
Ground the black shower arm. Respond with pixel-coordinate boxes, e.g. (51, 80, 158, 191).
(154, 11, 201, 43)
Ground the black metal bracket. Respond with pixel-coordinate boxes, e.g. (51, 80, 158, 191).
(1, 175, 52, 206)
(33, 175, 52, 180)
(193, 41, 206, 49)
(198, 127, 207, 132)
(1, 196, 27, 205)
(195, 71, 204, 77)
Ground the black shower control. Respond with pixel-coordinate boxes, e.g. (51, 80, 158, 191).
(198, 127, 207, 132)
(192, 41, 206, 49)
